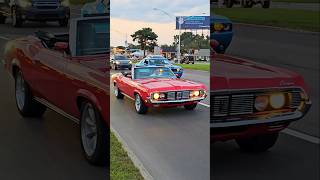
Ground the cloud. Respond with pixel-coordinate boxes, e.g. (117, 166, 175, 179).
(111, 0, 209, 23)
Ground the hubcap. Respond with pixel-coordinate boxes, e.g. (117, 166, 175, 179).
(81, 104, 98, 157)
(135, 95, 141, 111)
(16, 72, 25, 110)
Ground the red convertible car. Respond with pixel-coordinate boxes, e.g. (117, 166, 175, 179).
(111, 66, 207, 114)
(211, 40, 311, 152)
(3, 16, 109, 165)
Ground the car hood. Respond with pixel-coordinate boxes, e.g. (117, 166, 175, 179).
(136, 78, 206, 92)
(211, 54, 306, 91)
(116, 60, 130, 64)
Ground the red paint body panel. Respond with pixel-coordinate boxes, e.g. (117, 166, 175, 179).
(3, 36, 109, 126)
(210, 41, 311, 141)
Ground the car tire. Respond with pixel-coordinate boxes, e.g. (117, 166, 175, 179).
(59, 19, 68, 27)
(134, 94, 148, 114)
(114, 84, 124, 99)
(114, 65, 118, 70)
(236, 133, 279, 152)
(12, 8, 22, 27)
(80, 101, 108, 166)
(15, 69, 47, 117)
(184, 103, 197, 110)
(0, 15, 6, 24)
(262, 1, 270, 8)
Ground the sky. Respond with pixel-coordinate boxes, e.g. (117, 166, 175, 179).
(110, 0, 209, 46)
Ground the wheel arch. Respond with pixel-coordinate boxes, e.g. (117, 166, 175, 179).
(76, 89, 102, 114)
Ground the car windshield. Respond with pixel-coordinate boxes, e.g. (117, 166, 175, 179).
(76, 18, 109, 56)
(115, 55, 128, 60)
(148, 58, 171, 65)
(134, 67, 176, 79)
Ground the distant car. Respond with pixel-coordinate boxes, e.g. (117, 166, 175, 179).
(181, 54, 195, 64)
(136, 55, 183, 78)
(0, 0, 70, 27)
(111, 66, 207, 114)
(211, 14, 233, 53)
(223, 0, 271, 8)
(211, 44, 312, 152)
(110, 54, 132, 70)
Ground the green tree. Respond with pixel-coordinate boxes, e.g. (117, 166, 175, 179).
(174, 32, 209, 53)
(131, 28, 158, 57)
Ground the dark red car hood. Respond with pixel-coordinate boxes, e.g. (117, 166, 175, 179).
(136, 78, 206, 92)
(211, 54, 306, 91)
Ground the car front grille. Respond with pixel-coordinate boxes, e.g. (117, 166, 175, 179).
(211, 88, 303, 123)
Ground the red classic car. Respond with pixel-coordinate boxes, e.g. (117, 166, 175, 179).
(3, 16, 109, 165)
(211, 40, 311, 152)
(111, 66, 207, 114)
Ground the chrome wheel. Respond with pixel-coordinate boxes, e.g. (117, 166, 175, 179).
(114, 86, 119, 96)
(81, 104, 98, 157)
(135, 94, 141, 112)
(15, 72, 25, 110)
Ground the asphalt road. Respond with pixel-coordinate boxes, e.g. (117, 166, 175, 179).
(212, 24, 320, 180)
(110, 69, 210, 180)
(0, 8, 108, 180)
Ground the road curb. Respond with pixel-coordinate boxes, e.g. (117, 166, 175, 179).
(111, 126, 154, 180)
(234, 22, 320, 34)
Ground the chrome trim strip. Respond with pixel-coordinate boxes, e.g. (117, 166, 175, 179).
(121, 92, 135, 101)
(34, 97, 79, 124)
(211, 111, 302, 128)
(150, 97, 205, 104)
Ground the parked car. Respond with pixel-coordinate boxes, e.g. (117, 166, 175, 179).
(223, 0, 271, 8)
(211, 14, 233, 54)
(0, 0, 70, 27)
(211, 43, 311, 152)
(3, 15, 109, 165)
(136, 55, 183, 78)
(180, 54, 195, 64)
(111, 66, 207, 114)
(110, 54, 132, 70)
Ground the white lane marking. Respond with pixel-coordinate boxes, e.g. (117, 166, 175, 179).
(0, 35, 10, 41)
(282, 128, 320, 144)
(111, 126, 154, 180)
(235, 22, 319, 34)
(199, 102, 210, 108)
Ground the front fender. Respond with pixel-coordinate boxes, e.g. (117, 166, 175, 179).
(76, 89, 103, 113)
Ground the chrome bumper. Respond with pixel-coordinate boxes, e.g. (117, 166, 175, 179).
(211, 102, 311, 128)
(150, 97, 205, 104)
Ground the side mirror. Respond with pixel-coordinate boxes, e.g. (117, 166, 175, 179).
(122, 71, 132, 78)
(54, 42, 68, 52)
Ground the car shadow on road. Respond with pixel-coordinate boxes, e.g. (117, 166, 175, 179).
(211, 134, 319, 180)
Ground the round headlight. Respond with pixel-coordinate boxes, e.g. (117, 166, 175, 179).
(153, 93, 160, 100)
(193, 90, 200, 97)
(19, 0, 32, 8)
(270, 93, 285, 109)
(116, 61, 120, 65)
(61, 0, 70, 7)
(254, 95, 269, 111)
